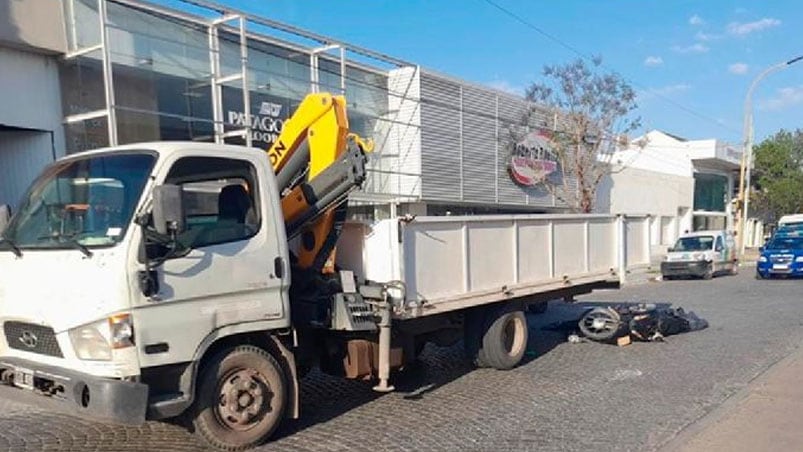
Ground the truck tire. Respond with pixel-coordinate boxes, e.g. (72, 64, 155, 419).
(476, 310, 528, 370)
(192, 345, 287, 451)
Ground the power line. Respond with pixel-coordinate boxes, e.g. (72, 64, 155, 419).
(478, 0, 740, 136)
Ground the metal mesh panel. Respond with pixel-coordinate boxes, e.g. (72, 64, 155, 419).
(3, 322, 64, 358)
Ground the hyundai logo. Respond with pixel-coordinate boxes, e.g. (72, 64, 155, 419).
(18, 331, 38, 349)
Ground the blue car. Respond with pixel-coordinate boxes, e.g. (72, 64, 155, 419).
(756, 232, 803, 279)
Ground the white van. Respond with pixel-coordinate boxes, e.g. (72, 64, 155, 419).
(661, 230, 738, 280)
(779, 214, 803, 227)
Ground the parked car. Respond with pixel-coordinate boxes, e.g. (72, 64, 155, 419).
(756, 229, 803, 279)
(773, 222, 803, 237)
(661, 230, 738, 280)
(778, 214, 803, 227)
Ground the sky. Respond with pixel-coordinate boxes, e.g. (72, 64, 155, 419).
(162, 0, 803, 144)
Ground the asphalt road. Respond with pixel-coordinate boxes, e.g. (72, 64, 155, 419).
(1, 270, 802, 451)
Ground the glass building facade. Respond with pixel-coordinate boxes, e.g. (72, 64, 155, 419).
(692, 172, 730, 231)
(54, 0, 570, 218)
(60, 0, 392, 154)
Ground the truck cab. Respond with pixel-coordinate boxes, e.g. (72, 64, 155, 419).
(661, 230, 737, 280)
(0, 142, 292, 426)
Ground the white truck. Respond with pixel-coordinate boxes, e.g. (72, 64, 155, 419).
(0, 93, 631, 450)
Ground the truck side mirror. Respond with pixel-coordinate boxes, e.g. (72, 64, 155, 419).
(152, 184, 186, 236)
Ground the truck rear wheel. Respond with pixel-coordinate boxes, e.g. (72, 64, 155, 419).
(476, 310, 528, 370)
(192, 345, 287, 451)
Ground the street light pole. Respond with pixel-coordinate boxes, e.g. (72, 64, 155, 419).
(737, 55, 803, 255)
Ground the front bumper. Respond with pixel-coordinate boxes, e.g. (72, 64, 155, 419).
(0, 356, 147, 425)
(661, 261, 710, 277)
(756, 263, 803, 277)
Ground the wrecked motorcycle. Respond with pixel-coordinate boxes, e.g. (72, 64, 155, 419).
(578, 303, 708, 342)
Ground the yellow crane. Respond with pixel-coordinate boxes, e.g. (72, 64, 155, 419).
(266, 92, 373, 273)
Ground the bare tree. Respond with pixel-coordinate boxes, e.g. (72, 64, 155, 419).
(514, 57, 641, 213)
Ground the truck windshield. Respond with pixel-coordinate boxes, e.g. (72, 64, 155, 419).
(673, 236, 714, 251)
(766, 237, 803, 250)
(2, 152, 155, 250)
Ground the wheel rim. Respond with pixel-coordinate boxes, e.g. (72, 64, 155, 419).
(580, 309, 621, 340)
(215, 368, 274, 432)
(502, 315, 526, 356)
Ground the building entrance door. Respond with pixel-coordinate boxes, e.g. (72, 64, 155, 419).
(0, 126, 55, 210)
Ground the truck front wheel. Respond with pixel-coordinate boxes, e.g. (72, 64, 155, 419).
(476, 310, 529, 370)
(192, 345, 287, 451)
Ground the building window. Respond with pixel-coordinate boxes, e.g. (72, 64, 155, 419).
(693, 173, 728, 212)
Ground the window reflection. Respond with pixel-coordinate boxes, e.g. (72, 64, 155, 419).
(61, 1, 391, 153)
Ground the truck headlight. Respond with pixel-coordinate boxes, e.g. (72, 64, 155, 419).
(693, 253, 706, 261)
(795, 256, 803, 263)
(69, 314, 134, 361)
(759, 256, 768, 263)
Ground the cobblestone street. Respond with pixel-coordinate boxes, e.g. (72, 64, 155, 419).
(1, 271, 802, 451)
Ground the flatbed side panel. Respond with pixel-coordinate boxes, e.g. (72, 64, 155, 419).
(517, 222, 552, 281)
(590, 219, 618, 272)
(336, 214, 647, 318)
(399, 215, 620, 306)
(338, 221, 400, 282)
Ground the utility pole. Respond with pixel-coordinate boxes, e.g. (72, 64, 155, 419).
(736, 55, 803, 255)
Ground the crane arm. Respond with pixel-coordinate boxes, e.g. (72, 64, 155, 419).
(266, 92, 373, 272)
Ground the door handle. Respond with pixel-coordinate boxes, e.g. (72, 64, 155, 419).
(273, 257, 285, 279)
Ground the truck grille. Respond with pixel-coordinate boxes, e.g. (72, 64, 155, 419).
(3, 322, 63, 358)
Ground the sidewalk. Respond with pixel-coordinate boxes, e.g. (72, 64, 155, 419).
(663, 344, 803, 452)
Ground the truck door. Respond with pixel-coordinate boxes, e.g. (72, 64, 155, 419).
(133, 155, 289, 369)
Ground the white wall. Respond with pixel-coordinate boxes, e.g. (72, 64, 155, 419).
(608, 166, 693, 217)
(610, 166, 694, 250)
(604, 129, 739, 240)
(610, 131, 693, 177)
